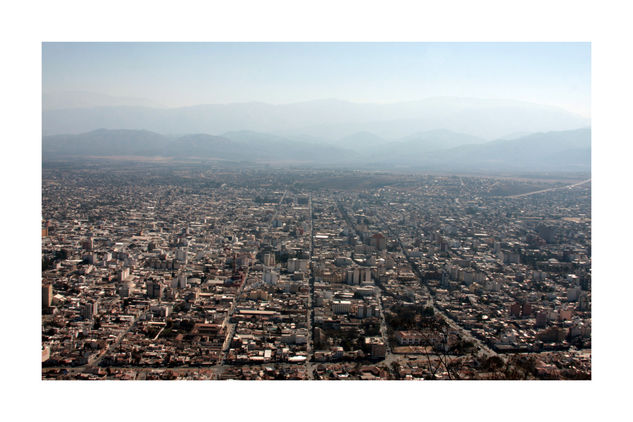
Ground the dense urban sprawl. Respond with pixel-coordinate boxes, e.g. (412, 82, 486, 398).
(42, 164, 591, 380)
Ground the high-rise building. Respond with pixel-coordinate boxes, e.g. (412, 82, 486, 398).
(263, 267, 278, 284)
(82, 237, 94, 251)
(365, 337, 387, 359)
(176, 248, 188, 263)
(118, 282, 132, 298)
(362, 267, 372, 283)
(119, 267, 130, 281)
(147, 280, 163, 299)
(510, 302, 522, 317)
(371, 233, 386, 250)
(288, 258, 308, 272)
(263, 253, 275, 267)
(42, 283, 52, 308)
(81, 301, 97, 320)
(171, 273, 188, 289)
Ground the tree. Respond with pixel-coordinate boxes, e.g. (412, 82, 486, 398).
(418, 323, 464, 380)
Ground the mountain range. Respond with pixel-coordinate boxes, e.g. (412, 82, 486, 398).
(399, 128, 591, 172)
(42, 97, 589, 140)
(42, 127, 591, 172)
(43, 91, 165, 110)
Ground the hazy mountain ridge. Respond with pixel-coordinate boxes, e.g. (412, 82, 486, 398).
(165, 134, 237, 159)
(42, 97, 590, 140)
(43, 91, 165, 110)
(396, 128, 592, 171)
(42, 127, 591, 172)
(336, 132, 388, 151)
(371, 130, 486, 160)
(43, 128, 357, 163)
(42, 129, 171, 156)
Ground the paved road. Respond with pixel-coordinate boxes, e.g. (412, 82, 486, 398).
(306, 193, 316, 379)
(59, 310, 148, 374)
(212, 267, 251, 377)
(374, 211, 499, 359)
(335, 199, 393, 362)
(213, 190, 286, 378)
(91, 311, 148, 367)
(270, 190, 287, 224)
(336, 198, 491, 375)
(506, 178, 591, 199)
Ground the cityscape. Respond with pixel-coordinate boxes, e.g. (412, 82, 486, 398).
(5, 0, 633, 418)
(42, 164, 591, 380)
(40, 42, 592, 381)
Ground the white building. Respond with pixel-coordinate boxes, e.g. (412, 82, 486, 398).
(332, 300, 352, 314)
(263, 267, 278, 284)
(288, 258, 308, 273)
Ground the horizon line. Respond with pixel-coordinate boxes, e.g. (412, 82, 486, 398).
(42, 92, 591, 118)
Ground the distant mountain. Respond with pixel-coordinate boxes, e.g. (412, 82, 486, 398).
(42, 129, 171, 156)
(401, 128, 592, 171)
(336, 132, 387, 151)
(42, 127, 591, 172)
(43, 91, 164, 110)
(496, 131, 534, 140)
(220, 130, 358, 161)
(165, 134, 236, 159)
(221, 130, 299, 151)
(42, 128, 355, 163)
(379, 129, 486, 157)
(42, 97, 590, 140)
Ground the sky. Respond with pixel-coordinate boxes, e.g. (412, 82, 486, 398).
(42, 42, 591, 117)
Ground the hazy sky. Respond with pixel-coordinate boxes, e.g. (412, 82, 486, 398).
(42, 42, 591, 117)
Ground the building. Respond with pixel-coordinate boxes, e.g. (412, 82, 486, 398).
(356, 304, 378, 318)
(263, 253, 276, 267)
(347, 267, 372, 285)
(119, 267, 130, 281)
(522, 302, 533, 317)
(118, 282, 132, 298)
(42, 283, 53, 308)
(395, 331, 425, 346)
(42, 345, 50, 362)
(332, 300, 352, 314)
(347, 268, 360, 284)
(81, 237, 94, 251)
(175, 248, 188, 263)
(81, 301, 97, 320)
(287, 258, 308, 273)
(365, 337, 387, 359)
(355, 286, 375, 297)
(171, 273, 187, 289)
(535, 311, 548, 328)
(263, 267, 278, 284)
(146, 280, 163, 299)
(370, 233, 386, 250)
(567, 286, 582, 302)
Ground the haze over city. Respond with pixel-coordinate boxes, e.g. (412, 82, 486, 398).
(42, 43, 590, 173)
(5, 0, 631, 419)
(42, 42, 591, 382)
